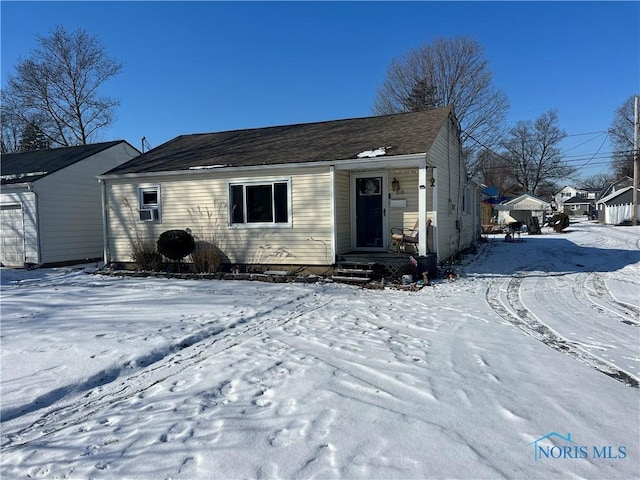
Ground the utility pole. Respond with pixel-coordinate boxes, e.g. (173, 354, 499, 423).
(633, 95, 639, 225)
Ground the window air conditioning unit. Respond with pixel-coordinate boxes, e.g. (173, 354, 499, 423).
(139, 208, 159, 221)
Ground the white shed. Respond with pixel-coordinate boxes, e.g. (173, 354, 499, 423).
(0, 141, 139, 267)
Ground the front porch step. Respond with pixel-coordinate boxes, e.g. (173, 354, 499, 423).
(331, 275, 371, 283)
(333, 253, 438, 282)
(331, 261, 376, 284)
(333, 268, 374, 275)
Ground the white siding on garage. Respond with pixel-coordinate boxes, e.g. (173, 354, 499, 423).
(34, 142, 139, 264)
(106, 166, 335, 266)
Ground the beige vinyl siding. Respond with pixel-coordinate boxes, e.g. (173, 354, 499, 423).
(457, 185, 479, 251)
(427, 118, 471, 261)
(106, 167, 334, 266)
(334, 171, 350, 254)
(388, 169, 420, 232)
(31, 142, 138, 264)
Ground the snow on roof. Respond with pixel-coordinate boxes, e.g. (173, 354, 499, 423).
(356, 146, 389, 158)
(0, 171, 48, 181)
(188, 165, 228, 170)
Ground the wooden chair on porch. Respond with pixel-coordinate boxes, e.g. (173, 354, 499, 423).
(389, 220, 419, 253)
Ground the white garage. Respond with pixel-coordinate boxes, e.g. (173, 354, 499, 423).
(1, 141, 139, 267)
(0, 203, 25, 267)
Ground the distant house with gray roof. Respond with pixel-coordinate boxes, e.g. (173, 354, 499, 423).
(98, 107, 480, 270)
(562, 196, 595, 216)
(0, 141, 139, 267)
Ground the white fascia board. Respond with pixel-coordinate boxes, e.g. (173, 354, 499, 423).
(97, 153, 430, 181)
(0, 182, 33, 193)
(332, 153, 429, 170)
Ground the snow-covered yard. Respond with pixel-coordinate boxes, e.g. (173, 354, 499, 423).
(1, 219, 639, 479)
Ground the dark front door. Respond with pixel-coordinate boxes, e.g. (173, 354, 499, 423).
(354, 174, 386, 250)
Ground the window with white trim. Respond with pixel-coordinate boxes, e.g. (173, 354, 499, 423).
(229, 180, 290, 225)
(137, 185, 161, 222)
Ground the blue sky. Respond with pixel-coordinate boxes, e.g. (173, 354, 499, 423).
(2, 1, 638, 180)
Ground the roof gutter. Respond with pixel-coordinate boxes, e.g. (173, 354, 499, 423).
(0, 182, 33, 190)
(97, 153, 432, 181)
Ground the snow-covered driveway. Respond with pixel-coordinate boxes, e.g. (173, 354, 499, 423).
(1, 220, 638, 479)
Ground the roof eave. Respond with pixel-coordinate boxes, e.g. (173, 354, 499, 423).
(97, 153, 431, 180)
(0, 181, 35, 188)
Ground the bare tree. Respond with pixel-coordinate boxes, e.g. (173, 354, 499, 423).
(4, 26, 122, 147)
(1, 89, 22, 153)
(580, 173, 615, 191)
(609, 95, 636, 179)
(499, 110, 574, 196)
(478, 149, 519, 195)
(373, 36, 509, 178)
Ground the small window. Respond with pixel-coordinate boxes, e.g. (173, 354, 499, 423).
(229, 180, 290, 226)
(462, 185, 470, 214)
(138, 185, 161, 222)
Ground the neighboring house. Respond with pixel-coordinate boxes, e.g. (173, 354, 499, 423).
(98, 106, 480, 270)
(495, 193, 551, 225)
(562, 196, 594, 216)
(596, 186, 640, 225)
(554, 185, 598, 211)
(598, 176, 633, 201)
(0, 141, 140, 267)
(480, 186, 511, 225)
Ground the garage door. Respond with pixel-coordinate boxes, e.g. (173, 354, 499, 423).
(0, 204, 25, 267)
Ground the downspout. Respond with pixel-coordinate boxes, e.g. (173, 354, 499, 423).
(432, 166, 440, 259)
(99, 179, 109, 267)
(418, 160, 428, 256)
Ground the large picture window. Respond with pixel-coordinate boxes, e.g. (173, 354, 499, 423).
(137, 185, 161, 222)
(229, 180, 290, 225)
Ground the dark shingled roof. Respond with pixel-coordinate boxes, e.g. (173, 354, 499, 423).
(1, 141, 125, 185)
(105, 107, 454, 176)
(564, 196, 593, 204)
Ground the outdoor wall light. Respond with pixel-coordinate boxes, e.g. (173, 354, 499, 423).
(429, 177, 436, 187)
(392, 177, 401, 194)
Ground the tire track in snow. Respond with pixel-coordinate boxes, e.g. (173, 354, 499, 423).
(485, 274, 639, 388)
(573, 272, 640, 325)
(1, 292, 334, 450)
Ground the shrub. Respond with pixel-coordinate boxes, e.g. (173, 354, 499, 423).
(549, 213, 570, 232)
(131, 239, 163, 271)
(157, 230, 195, 261)
(190, 240, 222, 273)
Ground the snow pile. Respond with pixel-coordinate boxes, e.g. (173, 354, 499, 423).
(356, 146, 389, 158)
(1, 219, 638, 479)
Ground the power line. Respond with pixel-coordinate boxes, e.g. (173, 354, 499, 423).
(561, 131, 608, 154)
(465, 130, 629, 172)
(563, 130, 608, 138)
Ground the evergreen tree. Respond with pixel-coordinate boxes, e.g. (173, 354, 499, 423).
(18, 122, 50, 152)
